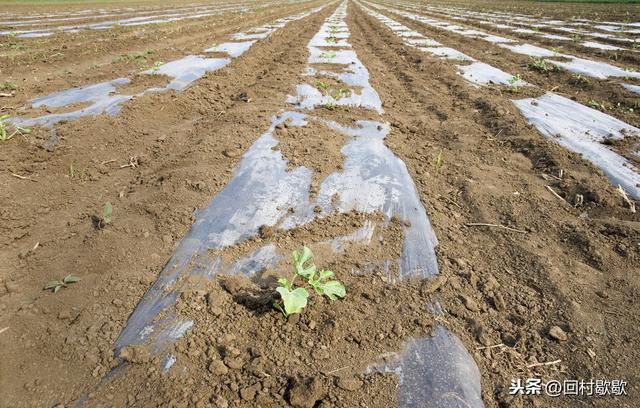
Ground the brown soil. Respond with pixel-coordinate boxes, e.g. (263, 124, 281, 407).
(350, 4, 639, 407)
(1, 1, 639, 408)
(373, 4, 640, 128)
(274, 120, 348, 199)
(403, 3, 640, 65)
(87, 217, 426, 407)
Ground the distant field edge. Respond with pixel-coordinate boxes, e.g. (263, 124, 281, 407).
(527, 0, 640, 4)
(0, 0, 176, 5)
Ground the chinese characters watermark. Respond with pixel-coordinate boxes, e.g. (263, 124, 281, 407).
(510, 378, 628, 397)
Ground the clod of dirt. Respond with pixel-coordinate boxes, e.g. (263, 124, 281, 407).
(208, 359, 229, 375)
(461, 294, 480, 312)
(119, 345, 151, 364)
(222, 147, 243, 158)
(548, 325, 569, 342)
(287, 376, 326, 408)
(336, 376, 363, 391)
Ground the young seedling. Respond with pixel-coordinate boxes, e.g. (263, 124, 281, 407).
(571, 73, 589, 86)
(315, 80, 330, 95)
(97, 202, 113, 229)
(44, 274, 81, 293)
(623, 68, 635, 81)
(274, 246, 346, 317)
(587, 99, 607, 111)
(434, 149, 444, 175)
(324, 101, 337, 110)
(507, 74, 522, 92)
(320, 51, 337, 60)
(0, 81, 17, 91)
(151, 61, 164, 75)
(550, 46, 563, 56)
(331, 88, 351, 100)
(571, 33, 582, 42)
(528, 58, 558, 74)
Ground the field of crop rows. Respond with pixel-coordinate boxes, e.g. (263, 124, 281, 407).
(1, 0, 639, 407)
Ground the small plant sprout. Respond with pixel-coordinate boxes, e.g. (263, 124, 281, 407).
(434, 149, 444, 175)
(331, 88, 351, 100)
(274, 246, 346, 317)
(508, 74, 522, 92)
(528, 58, 558, 74)
(320, 51, 337, 60)
(44, 274, 81, 293)
(587, 99, 607, 111)
(623, 68, 635, 81)
(151, 61, 164, 74)
(571, 33, 582, 42)
(0, 81, 17, 91)
(315, 80, 330, 95)
(98, 202, 113, 229)
(550, 46, 563, 56)
(571, 73, 589, 85)
(324, 100, 337, 110)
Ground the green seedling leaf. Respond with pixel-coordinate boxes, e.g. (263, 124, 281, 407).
(63, 274, 81, 284)
(276, 287, 308, 316)
(317, 280, 346, 300)
(292, 246, 316, 279)
(102, 202, 113, 225)
(318, 269, 334, 280)
(44, 280, 64, 290)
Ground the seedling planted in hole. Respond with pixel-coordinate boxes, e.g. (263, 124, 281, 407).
(274, 246, 346, 317)
(96, 202, 113, 229)
(44, 274, 81, 293)
(528, 58, 558, 74)
(507, 74, 522, 92)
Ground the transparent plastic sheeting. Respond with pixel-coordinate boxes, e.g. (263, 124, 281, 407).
(361, 6, 525, 87)
(514, 92, 640, 199)
(114, 3, 483, 408)
(115, 114, 440, 352)
(372, 2, 640, 80)
(0, 4, 250, 38)
(10, 78, 133, 128)
(8, 7, 323, 129)
(363, 3, 640, 197)
(624, 83, 640, 95)
(369, 325, 484, 408)
(398, 2, 640, 48)
(457, 62, 528, 86)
